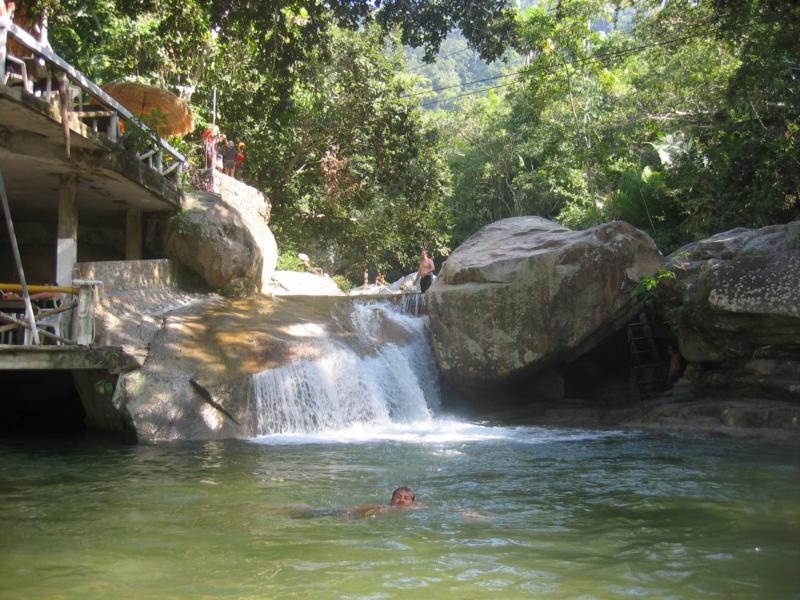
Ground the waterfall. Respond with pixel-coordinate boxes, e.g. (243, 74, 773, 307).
(249, 300, 440, 434)
(395, 292, 427, 316)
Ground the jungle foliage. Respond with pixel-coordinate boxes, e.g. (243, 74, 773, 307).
(438, 0, 800, 251)
(19, 0, 513, 279)
(17, 0, 800, 278)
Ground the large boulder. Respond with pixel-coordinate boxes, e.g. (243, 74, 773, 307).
(165, 190, 277, 294)
(426, 217, 663, 389)
(657, 221, 800, 398)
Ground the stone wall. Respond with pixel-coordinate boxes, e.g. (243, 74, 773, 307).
(75, 259, 211, 361)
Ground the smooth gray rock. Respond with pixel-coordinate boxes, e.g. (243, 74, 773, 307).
(165, 190, 277, 294)
(426, 217, 663, 389)
(114, 295, 342, 441)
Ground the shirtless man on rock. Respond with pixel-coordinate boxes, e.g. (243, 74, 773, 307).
(414, 249, 435, 293)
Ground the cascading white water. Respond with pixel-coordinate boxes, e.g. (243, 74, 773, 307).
(395, 292, 427, 317)
(249, 299, 440, 435)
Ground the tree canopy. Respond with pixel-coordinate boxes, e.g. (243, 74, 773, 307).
(432, 0, 799, 251)
(14, 0, 800, 280)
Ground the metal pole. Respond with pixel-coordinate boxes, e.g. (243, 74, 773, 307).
(58, 72, 71, 158)
(0, 169, 40, 344)
(0, 5, 8, 83)
(212, 87, 217, 125)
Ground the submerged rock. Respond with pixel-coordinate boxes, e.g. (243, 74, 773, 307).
(165, 190, 277, 295)
(426, 217, 663, 390)
(657, 221, 800, 399)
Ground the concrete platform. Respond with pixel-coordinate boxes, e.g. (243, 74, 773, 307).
(0, 84, 181, 223)
(0, 344, 141, 372)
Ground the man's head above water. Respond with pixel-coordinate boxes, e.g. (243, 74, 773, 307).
(389, 486, 415, 507)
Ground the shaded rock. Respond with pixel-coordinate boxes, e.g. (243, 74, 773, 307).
(165, 190, 277, 294)
(427, 217, 663, 390)
(658, 221, 800, 398)
(524, 368, 565, 402)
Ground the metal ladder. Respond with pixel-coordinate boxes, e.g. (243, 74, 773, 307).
(628, 313, 665, 399)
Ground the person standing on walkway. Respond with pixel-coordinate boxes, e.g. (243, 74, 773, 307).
(202, 125, 219, 169)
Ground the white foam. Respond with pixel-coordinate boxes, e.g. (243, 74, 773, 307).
(248, 419, 628, 446)
(248, 299, 630, 444)
(249, 301, 439, 435)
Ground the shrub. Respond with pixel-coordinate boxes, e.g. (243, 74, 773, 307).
(331, 275, 353, 293)
(276, 250, 304, 271)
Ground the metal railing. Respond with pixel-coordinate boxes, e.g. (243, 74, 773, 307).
(0, 15, 186, 181)
(0, 281, 102, 347)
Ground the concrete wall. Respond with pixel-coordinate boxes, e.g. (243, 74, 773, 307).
(75, 258, 188, 292)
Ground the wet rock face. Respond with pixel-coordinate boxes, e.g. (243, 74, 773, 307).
(165, 191, 277, 294)
(114, 295, 356, 442)
(426, 217, 663, 390)
(658, 221, 800, 398)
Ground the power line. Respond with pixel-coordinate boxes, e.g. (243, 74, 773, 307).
(408, 26, 718, 105)
(405, 46, 474, 73)
(411, 26, 715, 101)
(401, 66, 524, 99)
(421, 82, 513, 108)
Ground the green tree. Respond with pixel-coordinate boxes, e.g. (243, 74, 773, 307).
(433, 0, 798, 252)
(266, 26, 452, 280)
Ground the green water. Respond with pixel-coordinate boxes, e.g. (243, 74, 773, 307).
(1, 424, 799, 599)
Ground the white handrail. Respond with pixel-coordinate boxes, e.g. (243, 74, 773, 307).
(2, 20, 186, 168)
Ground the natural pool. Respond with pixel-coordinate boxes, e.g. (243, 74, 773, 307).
(1, 422, 799, 599)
